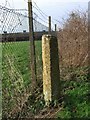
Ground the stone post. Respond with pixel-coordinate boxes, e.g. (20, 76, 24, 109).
(42, 34, 60, 106)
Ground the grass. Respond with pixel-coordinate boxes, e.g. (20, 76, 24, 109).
(2, 41, 42, 86)
(57, 66, 90, 118)
(2, 41, 90, 118)
(2, 41, 42, 118)
(3, 42, 30, 83)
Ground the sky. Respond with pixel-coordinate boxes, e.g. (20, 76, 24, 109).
(0, 0, 89, 32)
(0, 0, 89, 22)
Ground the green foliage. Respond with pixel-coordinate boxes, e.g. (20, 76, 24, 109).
(2, 41, 42, 118)
(2, 41, 89, 118)
(57, 67, 89, 118)
(57, 107, 71, 118)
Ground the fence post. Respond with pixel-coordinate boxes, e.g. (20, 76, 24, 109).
(42, 34, 60, 106)
(28, 0, 37, 91)
(48, 16, 51, 34)
(55, 24, 57, 32)
(88, 1, 90, 75)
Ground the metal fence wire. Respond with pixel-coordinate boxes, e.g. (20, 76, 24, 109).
(0, 2, 89, 119)
(0, 4, 47, 118)
(1, 7, 30, 118)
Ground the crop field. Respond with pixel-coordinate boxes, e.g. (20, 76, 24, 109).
(2, 41, 90, 118)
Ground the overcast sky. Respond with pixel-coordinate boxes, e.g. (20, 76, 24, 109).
(0, 0, 89, 31)
(0, 0, 89, 19)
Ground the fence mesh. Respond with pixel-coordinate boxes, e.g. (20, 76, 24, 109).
(0, 2, 89, 119)
(0, 4, 46, 118)
(1, 7, 30, 118)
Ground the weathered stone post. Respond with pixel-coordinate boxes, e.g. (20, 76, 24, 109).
(42, 34, 60, 106)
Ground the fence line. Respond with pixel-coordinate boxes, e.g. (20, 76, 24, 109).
(0, 5, 49, 34)
(1, 0, 88, 119)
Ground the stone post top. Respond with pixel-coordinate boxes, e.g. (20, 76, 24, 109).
(42, 34, 52, 37)
(42, 34, 56, 41)
(28, 0, 32, 2)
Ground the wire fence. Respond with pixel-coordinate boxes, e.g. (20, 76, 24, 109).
(1, 1, 89, 119)
(1, 3, 46, 118)
(1, 0, 55, 118)
(0, 5, 49, 34)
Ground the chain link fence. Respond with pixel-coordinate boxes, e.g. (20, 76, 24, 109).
(0, 2, 89, 119)
(1, 5, 30, 118)
(0, 4, 48, 118)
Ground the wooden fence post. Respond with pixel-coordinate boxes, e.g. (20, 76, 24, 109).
(48, 16, 51, 34)
(28, 0, 37, 91)
(88, 1, 90, 75)
(0, 33, 2, 119)
(42, 34, 60, 106)
(55, 24, 57, 32)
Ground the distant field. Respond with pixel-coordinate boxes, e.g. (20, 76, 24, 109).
(2, 41, 42, 85)
(2, 41, 42, 117)
(2, 41, 90, 118)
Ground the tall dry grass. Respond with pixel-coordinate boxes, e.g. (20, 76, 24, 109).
(58, 10, 88, 69)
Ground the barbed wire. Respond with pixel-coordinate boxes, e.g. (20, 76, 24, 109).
(33, 1, 61, 30)
(9, 8, 28, 11)
(0, 5, 28, 17)
(33, 1, 48, 17)
(0, 1, 61, 33)
(32, 5, 48, 20)
(1, 0, 62, 32)
(0, 4, 49, 33)
(1, 1, 59, 118)
(33, 12, 48, 25)
(4, 0, 11, 8)
(32, 2, 55, 30)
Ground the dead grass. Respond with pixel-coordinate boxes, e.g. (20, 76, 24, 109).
(57, 10, 88, 68)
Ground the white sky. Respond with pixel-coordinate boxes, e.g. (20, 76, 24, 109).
(0, 0, 89, 17)
(0, 0, 89, 29)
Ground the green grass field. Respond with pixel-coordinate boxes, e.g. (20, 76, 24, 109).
(2, 41, 42, 86)
(57, 66, 89, 118)
(2, 41, 42, 117)
(2, 41, 90, 118)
